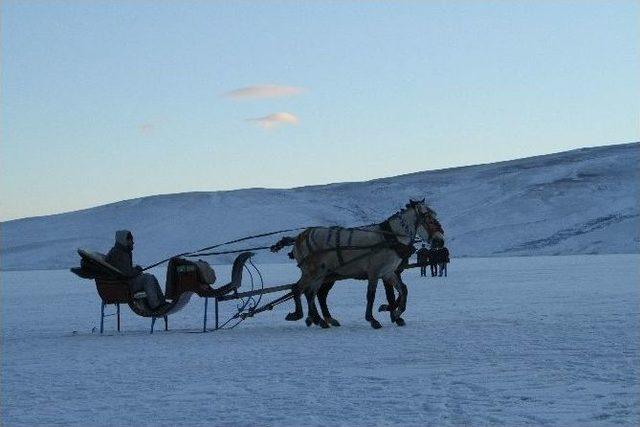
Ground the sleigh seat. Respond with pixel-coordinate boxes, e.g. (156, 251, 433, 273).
(71, 249, 254, 333)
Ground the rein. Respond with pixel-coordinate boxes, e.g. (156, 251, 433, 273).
(141, 221, 410, 271)
(142, 203, 438, 271)
(142, 226, 310, 271)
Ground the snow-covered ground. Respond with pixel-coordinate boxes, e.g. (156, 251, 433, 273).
(2, 255, 638, 426)
(3, 142, 639, 271)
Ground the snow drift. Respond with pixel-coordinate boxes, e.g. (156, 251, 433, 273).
(2, 142, 638, 270)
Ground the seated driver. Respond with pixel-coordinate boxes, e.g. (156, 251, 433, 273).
(105, 230, 168, 311)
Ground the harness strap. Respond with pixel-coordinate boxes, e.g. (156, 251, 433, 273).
(380, 220, 416, 260)
(336, 229, 345, 266)
(379, 220, 397, 246)
(327, 241, 391, 273)
(305, 230, 314, 254)
(296, 242, 387, 268)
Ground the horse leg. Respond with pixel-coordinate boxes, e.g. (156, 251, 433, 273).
(398, 281, 408, 312)
(378, 278, 406, 326)
(365, 278, 382, 329)
(382, 278, 406, 326)
(304, 288, 329, 329)
(392, 269, 408, 325)
(392, 281, 407, 326)
(285, 281, 304, 321)
(378, 278, 396, 312)
(317, 279, 340, 327)
(388, 273, 407, 322)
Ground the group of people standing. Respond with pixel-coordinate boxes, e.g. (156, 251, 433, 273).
(416, 243, 450, 277)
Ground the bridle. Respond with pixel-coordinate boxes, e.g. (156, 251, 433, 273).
(384, 200, 444, 247)
(408, 201, 443, 244)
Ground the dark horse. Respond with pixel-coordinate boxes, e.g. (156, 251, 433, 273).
(316, 257, 411, 327)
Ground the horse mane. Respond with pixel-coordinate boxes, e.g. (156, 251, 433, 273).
(385, 200, 438, 223)
(388, 207, 407, 220)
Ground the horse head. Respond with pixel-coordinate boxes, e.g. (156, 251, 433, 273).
(406, 199, 445, 247)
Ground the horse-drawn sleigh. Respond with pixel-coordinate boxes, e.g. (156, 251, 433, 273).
(71, 199, 444, 333)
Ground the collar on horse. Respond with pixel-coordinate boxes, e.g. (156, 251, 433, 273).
(379, 220, 416, 260)
(381, 201, 431, 260)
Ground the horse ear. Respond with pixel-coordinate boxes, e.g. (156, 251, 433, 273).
(420, 198, 425, 203)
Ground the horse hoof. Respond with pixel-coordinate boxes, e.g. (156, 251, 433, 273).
(392, 308, 403, 320)
(378, 304, 389, 312)
(285, 312, 303, 321)
(370, 319, 382, 329)
(318, 319, 330, 329)
(395, 317, 406, 327)
(305, 317, 313, 327)
(326, 317, 341, 327)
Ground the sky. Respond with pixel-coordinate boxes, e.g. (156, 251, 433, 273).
(2, 1, 638, 221)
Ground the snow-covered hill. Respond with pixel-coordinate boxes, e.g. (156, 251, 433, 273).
(2, 143, 639, 270)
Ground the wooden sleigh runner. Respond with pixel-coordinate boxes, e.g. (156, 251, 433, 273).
(71, 249, 255, 334)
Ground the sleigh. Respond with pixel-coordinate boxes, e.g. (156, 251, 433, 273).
(71, 248, 298, 334)
(71, 249, 255, 333)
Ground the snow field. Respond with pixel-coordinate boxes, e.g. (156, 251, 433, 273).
(2, 255, 638, 425)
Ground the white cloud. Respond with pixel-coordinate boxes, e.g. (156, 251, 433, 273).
(223, 84, 305, 99)
(246, 112, 299, 129)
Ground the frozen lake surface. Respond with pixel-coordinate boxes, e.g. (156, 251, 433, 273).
(2, 255, 639, 426)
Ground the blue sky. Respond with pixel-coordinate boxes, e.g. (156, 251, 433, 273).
(2, 1, 638, 220)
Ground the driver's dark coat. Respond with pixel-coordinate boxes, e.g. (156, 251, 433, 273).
(105, 230, 138, 278)
(105, 243, 138, 277)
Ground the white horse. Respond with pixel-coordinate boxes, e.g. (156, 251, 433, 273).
(272, 199, 444, 329)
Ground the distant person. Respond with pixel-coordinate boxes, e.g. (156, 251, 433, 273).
(429, 247, 438, 277)
(438, 246, 450, 277)
(416, 243, 429, 277)
(105, 230, 168, 311)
